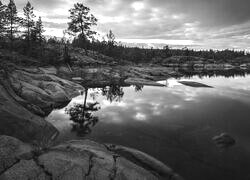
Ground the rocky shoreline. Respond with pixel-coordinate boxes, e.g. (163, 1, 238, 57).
(0, 135, 183, 180)
(0, 59, 186, 179)
(1, 48, 249, 179)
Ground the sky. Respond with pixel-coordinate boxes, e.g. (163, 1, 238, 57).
(8, 0, 250, 50)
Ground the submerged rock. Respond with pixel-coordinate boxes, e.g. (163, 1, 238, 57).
(0, 136, 183, 180)
(178, 81, 213, 88)
(212, 133, 236, 149)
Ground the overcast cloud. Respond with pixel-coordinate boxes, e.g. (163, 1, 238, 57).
(10, 0, 250, 50)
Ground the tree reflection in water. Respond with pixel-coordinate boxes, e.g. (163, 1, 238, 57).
(65, 88, 100, 137)
(101, 84, 124, 102)
(133, 84, 144, 92)
(65, 84, 143, 137)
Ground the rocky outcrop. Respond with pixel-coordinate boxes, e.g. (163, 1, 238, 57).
(8, 68, 83, 115)
(0, 136, 183, 180)
(0, 80, 58, 143)
(68, 65, 182, 87)
(0, 65, 84, 142)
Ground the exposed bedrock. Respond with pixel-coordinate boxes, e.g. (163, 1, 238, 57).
(0, 136, 183, 180)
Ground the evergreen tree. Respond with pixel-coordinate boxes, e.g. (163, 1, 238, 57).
(106, 30, 115, 46)
(0, 1, 6, 38)
(68, 3, 97, 39)
(33, 16, 45, 45)
(5, 0, 19, 49)
(22, 1, 35, 47)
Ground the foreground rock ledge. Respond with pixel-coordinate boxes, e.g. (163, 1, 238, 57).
(0, 136, 183, 180)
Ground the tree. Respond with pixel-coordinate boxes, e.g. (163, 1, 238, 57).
(106, 30, 115, 46)
(0, 1, 6, 38)
(22, 1, 35, 47)
(5, 0, 19, 49)
(32, 16, 45, 45)
(68, 3, 97, 39)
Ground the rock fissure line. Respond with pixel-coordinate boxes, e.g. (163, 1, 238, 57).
(104, 145, 163, 179)
(85, 154, 94, 177)
(0, 158, 20, 175)
(109, 155, 119, 180)
(33, 156, 53, 180)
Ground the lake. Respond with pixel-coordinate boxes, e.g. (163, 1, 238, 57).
(46, 73, 250, 180)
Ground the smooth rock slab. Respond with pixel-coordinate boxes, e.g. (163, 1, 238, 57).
(178, 81, 213, 88)
(38, 140, 158, 180)
(125, 78, 166, 87)
(105, 144, 184, 180)
(0, 137, 183, 180)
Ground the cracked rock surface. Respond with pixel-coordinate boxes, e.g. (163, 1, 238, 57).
(0, 136, 183, 180)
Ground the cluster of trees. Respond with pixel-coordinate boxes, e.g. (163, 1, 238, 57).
(0, 0, 45, 56)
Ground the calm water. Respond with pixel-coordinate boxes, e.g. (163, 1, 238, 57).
(47, 75, 250, 180)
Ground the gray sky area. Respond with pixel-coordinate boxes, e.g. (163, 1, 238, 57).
(9, 0, 250, 50)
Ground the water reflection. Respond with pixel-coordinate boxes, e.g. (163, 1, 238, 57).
(65, 88, 100, 137)
(101, 84, 124, 102)
(65, 84, 137, 137)
(133, 84, 144, 92)
(47, 73, 250, 180)
(177, 68, 250, 78)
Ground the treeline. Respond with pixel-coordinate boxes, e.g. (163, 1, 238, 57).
(0, 0, 249, 66)
(72, 29, 249, 64)
(88, 37, 249, 64)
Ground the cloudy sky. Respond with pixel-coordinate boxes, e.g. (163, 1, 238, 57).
(10, 0, 250, 50)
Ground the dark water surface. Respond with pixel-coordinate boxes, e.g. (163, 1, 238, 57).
(46, 75, 250, 180)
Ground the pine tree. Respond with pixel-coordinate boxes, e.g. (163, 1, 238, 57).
(107, 30, 115, 46)
(33, 16, 45, 45)
(68, 3, 97, 39)
(22, 1, 35, 47)
(0, 1, 6, 38)
(5, 0, 19, 49)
